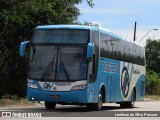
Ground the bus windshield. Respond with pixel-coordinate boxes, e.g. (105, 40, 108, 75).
(29, 29, 89, 81)
(29, 46, 88, 81)
(32, 29, 89, 44)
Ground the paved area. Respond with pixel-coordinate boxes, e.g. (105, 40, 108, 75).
(0, 101, 160, 119)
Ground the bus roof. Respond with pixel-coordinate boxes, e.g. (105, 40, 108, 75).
(36, 24, 123, 39)
(98, 27, 123, 40)
(35, 25, 144, 47)
(36, 25, 93, 30)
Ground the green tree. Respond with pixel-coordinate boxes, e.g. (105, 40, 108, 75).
(145, 39, 160, 73)
(145, 38, 160, 95)
(0, 0, 93, 98)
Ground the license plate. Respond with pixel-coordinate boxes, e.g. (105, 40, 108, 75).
(50, 95, 59, 99)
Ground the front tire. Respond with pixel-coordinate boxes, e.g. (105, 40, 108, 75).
(93, 91, 103, 111)
(45, 102, 56, 110)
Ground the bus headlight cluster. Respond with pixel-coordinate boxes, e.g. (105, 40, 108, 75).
(28, 83, 38, 89)
(72, 84, 86, 91)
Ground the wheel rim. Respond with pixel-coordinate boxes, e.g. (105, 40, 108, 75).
(99, 93, 103, 109)
(131, 91, 135, 107)
(131, 100, 135, 106)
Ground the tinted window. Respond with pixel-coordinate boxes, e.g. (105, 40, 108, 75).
(30, 46, 88, 81)
(100, 32, 145, 66)
(32, 29, 89, 44)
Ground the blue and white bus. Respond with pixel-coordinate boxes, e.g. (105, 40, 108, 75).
(20, 25, 145, 111)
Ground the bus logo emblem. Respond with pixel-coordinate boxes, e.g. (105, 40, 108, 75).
(43, 82, 52, 90)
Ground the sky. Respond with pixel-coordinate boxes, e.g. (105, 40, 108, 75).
(77, 0, 160, 46)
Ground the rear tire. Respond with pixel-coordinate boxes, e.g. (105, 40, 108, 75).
(120, 103, 127, 108)
(120, 90, 135, 108)
(45, 102, 56, 110)
(128, 90, 136, 108)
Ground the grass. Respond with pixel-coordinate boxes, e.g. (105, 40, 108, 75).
(144, 95, 160, 101)
(0, 95, 42, 107)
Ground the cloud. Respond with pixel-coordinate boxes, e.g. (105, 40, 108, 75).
(81, 8, 132, 16)
(89, 20, 116, 27)
(111, 25, 160, 46)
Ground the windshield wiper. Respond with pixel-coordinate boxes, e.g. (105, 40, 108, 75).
(60, 61, 70, 81)
(40, 53, 55, 81)
(59, 47, 70, 81)
(55, 46, 70, 81)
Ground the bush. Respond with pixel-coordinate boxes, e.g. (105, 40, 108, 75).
(146, 68, 160, 95)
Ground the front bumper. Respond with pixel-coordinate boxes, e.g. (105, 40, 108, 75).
(27, 87, 88, 103)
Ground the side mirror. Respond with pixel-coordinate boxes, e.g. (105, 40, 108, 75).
(20, 41, 30, 57)
(87, 42, 94, 58)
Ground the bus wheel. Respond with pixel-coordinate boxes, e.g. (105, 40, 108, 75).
(94, 91, 103, 111)
(128, 90, 136, 108)
(45, 102, 56, 110)
(120, 103, 126, 108)
(120, 90, 135, 108)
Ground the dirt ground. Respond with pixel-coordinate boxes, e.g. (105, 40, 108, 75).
(0, 98, 43, 108)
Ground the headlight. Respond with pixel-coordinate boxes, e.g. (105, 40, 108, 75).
(28, 83, 38, 89)
(72, 84, 86, 91)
